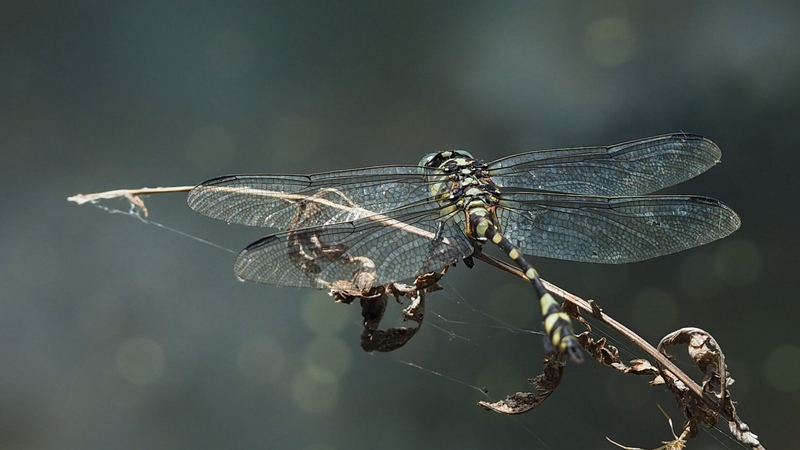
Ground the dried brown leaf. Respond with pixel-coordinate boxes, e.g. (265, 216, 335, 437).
(332, 271, 444, 353)
(361, 325, 421, 352)
(478, 352, 565, 415)
(562, 300, 591, 332)
(577, 334, 629, 372)
(657, 327, 763, 449)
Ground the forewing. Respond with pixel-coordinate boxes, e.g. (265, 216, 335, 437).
(487, 133, 722, 196)
(497, 192, 740, 264)
(233, 201, 473, 290)
(187, 166, 438, 229)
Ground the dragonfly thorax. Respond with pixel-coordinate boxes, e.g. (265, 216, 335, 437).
(419, 151, 504, 240)
(418, 149, 474, 169)
(421, 149, 498, 203)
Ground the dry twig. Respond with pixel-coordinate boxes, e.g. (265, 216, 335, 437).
(69, 187, 765, 449)
(472, 249, 764, 450)
(607, 405, 689, 450)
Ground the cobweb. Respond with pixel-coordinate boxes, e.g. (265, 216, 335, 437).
(72, 193, 751, 450)
(75, 193, 573, 446)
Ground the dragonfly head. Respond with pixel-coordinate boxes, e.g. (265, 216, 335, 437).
(418, 149, 474, 169)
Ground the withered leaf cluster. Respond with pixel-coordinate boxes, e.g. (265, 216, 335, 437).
(331, 269, 446, 353)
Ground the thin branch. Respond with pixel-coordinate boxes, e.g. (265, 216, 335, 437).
(472, 249, 704, 395)
(472, 249, 764, 450)
(68, 186, 194, 204)
(69, 185, 765, 449)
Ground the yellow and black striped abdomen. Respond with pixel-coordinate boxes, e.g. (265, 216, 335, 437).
(469, 210, 583, 362)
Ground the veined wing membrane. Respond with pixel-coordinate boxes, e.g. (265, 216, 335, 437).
(497, 192, 741, 264)
(188, 166, 440, 230)
(233, 199, 473, 290)
(487, 133, 722, 196)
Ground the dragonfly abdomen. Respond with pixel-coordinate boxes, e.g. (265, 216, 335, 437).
(468, 209, 583, 362)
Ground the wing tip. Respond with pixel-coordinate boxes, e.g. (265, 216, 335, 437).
(669, 132, 722, 161)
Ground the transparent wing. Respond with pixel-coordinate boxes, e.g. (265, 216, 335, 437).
(233, 201, 473, 290)
(497, 192, 741, 264)
(187, 166, 440, 229)
(487, 133, 722, 196)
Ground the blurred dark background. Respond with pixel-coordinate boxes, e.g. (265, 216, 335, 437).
(3, 1, 799, 449)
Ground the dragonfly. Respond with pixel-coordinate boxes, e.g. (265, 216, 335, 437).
(187, 133, 741, 362)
